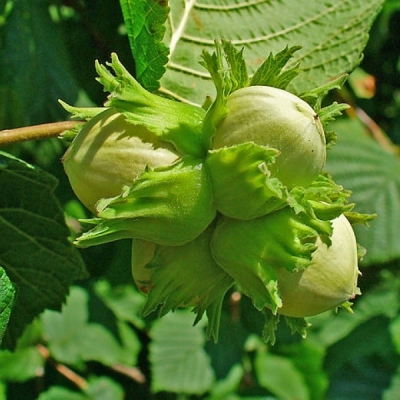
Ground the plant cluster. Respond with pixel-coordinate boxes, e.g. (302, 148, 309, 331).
(62, 41, 374, 343)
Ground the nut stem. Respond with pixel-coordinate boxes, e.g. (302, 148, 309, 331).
(0, 121, 83, 147)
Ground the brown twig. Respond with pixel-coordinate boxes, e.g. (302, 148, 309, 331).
(111, 363, 146, 384)
(36, 344, 88, 390)
(0, 121, 83, 147)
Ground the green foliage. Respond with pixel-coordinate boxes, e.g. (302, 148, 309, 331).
(41, 287, 133, 366)
(149, 311, 215, 394)
(255, 351, 309, 399)
(161, 0, 384, 104)
(0, 0, 79, 128)
(119, 0, 170, 91)
(0, 152, 87, 348)
(0, 267, 15, 345)
(37, 377, 124, 400)
(1, 0, 400, 399)
(326, 117, 400, 264)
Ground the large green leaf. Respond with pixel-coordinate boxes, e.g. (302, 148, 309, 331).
(160, 0, 383, 105)
(149, 310, 215, 394)
(0, 151, 87, 348)
(326, 118, 400, 265)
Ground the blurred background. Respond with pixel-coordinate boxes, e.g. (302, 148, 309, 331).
(1, 0, 400, 399)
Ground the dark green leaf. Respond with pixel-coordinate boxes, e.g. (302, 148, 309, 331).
(0, 152, 87, 348)
(0, 266, 15, 345)
(309, 276, 400, 347)
(0, 0, 79, 128)
(119, 0, 169, 91)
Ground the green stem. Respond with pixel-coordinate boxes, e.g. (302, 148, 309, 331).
(0, 121, 83, 147)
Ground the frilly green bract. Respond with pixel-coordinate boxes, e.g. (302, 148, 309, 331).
(95, 53, 207, 158)
(205, 142, 288, 219)
(75, 157, 216, 247)
(138, 224, 234, 342)
(211, 207, 332, 313)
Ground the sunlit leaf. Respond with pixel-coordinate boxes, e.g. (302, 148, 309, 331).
(207, 364, 244, 400)
(161, 0, 383, 105)
(37, 377, 124, 400)
(280, 341, 329, 399)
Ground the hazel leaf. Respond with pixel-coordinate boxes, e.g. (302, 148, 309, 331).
(161, 0, 383, 105)
(119, 0, 169, 92)
(0, 152, 87, 348)
(149, 311, 215, 394)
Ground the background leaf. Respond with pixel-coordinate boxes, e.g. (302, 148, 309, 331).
(0, 152, 87, 348)
(119, 0, 170, 91)
(326, 117, 400, 264)
(41, 287, 127, 366)
(161, 0, 384, 105)
(94, 280, 146, 329)
(255, 351, 309, 400)
(37, 377, 124, 400)
(149, 310, 215, 395)
(0, 0, 79, 128)
(0, 347, 43, 382)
